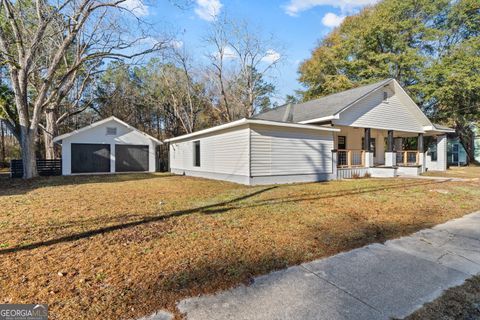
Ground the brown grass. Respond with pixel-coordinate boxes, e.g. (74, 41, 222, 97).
(423, 165, 480, 179)
(1, 170, 480, 320)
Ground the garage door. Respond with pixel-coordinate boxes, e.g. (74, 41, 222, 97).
(71, 143, 111, 173)
(115, 145, 149, 172)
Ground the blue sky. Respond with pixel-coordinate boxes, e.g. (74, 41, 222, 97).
(126, 0, 379, 104)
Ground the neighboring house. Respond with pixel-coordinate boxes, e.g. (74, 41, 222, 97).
(446, 124, 480, 166)
(474, 125, 480, 163)
(447, 137, 468, 166)
(53, 116, 162, 175)
(166, 79, 454, 185)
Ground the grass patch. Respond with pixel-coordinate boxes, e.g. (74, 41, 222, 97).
(0, 172, 480, 319)
(423, 165, 480, 179)
(405, 275, 480, 320)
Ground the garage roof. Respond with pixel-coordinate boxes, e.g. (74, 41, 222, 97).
(53, 116, 162, 144)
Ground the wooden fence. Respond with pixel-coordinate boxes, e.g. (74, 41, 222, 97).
(10, 159, 62, 178)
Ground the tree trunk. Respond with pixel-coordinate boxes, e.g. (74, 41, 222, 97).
(20, 127, 38, 179)
(43, 108, 58, 159)
(0, 121, 5, 167)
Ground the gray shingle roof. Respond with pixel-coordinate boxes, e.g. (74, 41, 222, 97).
(253, 78, 394, 123)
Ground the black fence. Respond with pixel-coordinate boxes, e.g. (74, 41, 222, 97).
(156, 144, 169, 172)
(10, 159, 62, 178)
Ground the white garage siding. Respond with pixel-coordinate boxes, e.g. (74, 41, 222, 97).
(169, 126, 251, 184)
(250, 125, 334, 178)
(56, 117, 160, 175)
(334, 86, 425, 133)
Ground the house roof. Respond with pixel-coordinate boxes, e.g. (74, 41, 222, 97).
(253, 78, 394, 123)
(53, 116, 162, 144)
(164, 118, 340, 143)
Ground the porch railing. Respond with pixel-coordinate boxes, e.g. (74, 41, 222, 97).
(337, 149, 365, 168)
(396, 150, 419, 166)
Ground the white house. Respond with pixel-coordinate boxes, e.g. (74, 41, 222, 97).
(53, 116, 162, 175)
(166, 78, 455, 185)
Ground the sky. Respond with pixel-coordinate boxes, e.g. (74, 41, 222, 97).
(127, 0, 380, 104)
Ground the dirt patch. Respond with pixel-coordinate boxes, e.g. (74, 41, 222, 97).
(405, 275, 480, 320)
(1, 173, 480, 319)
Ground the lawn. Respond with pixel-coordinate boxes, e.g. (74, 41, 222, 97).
(1, 170, 480, 320)
(423, 165, 480, 179)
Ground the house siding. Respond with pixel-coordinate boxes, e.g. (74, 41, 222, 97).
(250, 124, 334, 177)
(169, 126, 250, 181)
(334, 87, 425, 133)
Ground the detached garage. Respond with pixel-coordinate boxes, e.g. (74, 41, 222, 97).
(53, 116, 162, 175)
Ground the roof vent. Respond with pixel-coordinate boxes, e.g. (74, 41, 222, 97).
(106, 127, 117, 135)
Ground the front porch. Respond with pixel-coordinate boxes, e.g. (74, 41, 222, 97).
(333, 126, 447, 179)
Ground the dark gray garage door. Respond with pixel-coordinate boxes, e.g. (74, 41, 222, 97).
(71, 143, 111, 173)
(115, 145, 149, 172)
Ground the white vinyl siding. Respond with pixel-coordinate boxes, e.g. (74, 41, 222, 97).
(250, 125, 333, 176)
(334, 87, 424, 133)
(169, 126, 250, 176)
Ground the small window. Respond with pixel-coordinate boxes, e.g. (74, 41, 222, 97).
(338, 136, 346, 150)
(106, 127, 117, 135)
(193, 141, 200, 167)
(383, 91, 388, 101)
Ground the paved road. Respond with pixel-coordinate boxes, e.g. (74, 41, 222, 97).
(142, 211, 480, 320)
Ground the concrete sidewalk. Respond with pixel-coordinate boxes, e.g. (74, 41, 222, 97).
(142, 211, 480, 320)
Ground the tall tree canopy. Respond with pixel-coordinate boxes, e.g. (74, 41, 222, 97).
(299, 0, 479, 160)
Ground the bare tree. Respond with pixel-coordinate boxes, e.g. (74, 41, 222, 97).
(0, 0, 164, 178)
(206, 16, 282, 121)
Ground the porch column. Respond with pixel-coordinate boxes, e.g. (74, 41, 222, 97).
(385, 130, 396, 167)
(331, 149, 338, 180)
(364, 128, 374, 167)
(418, 133, 426, 172)
(436, 134, 448, 171)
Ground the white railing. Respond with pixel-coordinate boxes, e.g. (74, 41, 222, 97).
(396, 150, 419, 166)
(337, 149, 365, 168)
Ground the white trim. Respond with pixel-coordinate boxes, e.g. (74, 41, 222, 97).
(53, 116, 162, 144)
(423, 125, 455, 133)
(299, 115, 339, 124)
(165, 118, 340, 143)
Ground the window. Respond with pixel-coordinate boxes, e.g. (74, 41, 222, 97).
(383, 91, 388, 101)
(429, 143, 437, 161)
(338, 136, 346, 150)
(193, 141, 201, 167)
(452, 144, 459, 163)
(362, 137, 376, 157)
(106, 127, 117, 135)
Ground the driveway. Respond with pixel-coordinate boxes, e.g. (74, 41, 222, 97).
(144, 211, 480, 320)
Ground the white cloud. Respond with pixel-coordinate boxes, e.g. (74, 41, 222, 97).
(262, 49, 281, 64)
(321, 12, 345, 28)
(223, 46, 236, 59)
(213, 46, 237, 60)
(169, 40, 184, 49)
(283, 0, 380, 17)
(121, 0, 149, 17)
(195, 0, 223, 22)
